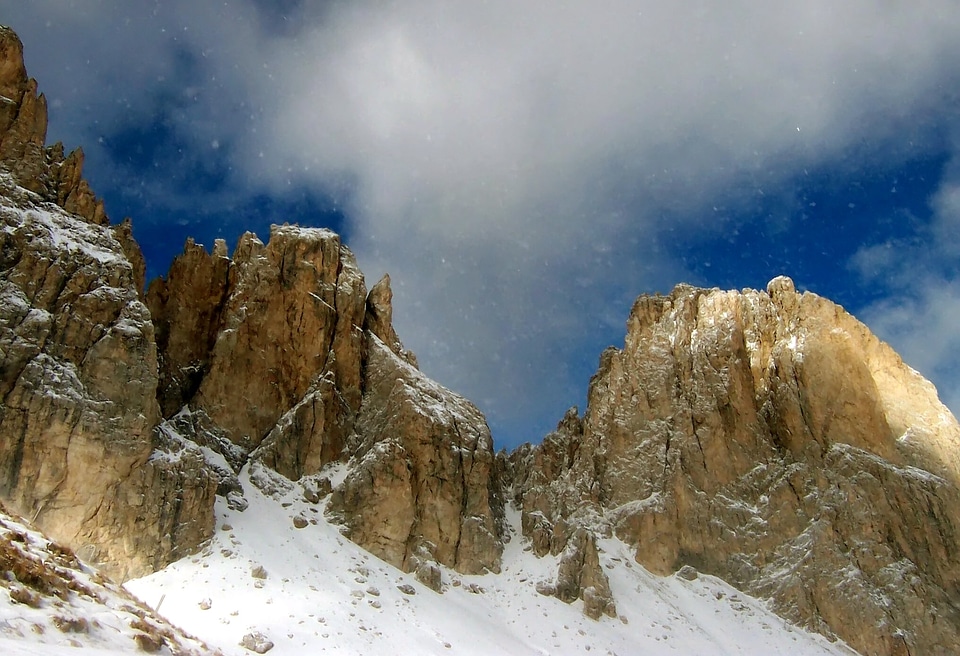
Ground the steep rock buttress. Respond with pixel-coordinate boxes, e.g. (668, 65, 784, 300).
(510, 277, 960, 656)
(0, 26, 215, 581)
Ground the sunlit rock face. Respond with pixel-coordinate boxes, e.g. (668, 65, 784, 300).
(0, 26, 216, 581)
(511, 276, 960, 655)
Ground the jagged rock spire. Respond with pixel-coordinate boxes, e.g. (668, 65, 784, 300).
(0, 25, 106, 224)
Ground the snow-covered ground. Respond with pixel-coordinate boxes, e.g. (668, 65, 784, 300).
(120, 466, 856, 656)
(0, 508, 210, 655)
(0, 458, 858, 656)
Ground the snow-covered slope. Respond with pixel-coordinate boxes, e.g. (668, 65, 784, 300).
(0, 506, 211, 655)
(120, 466, 856, 656)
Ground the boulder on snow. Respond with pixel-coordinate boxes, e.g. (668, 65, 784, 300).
(240, 631, 274, 653)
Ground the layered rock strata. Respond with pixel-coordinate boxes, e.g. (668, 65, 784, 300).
(511, 277, 960, 655)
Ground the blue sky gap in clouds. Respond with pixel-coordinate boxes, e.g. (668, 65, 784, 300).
(3, 0, 960, 449)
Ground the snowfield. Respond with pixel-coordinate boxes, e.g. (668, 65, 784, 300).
(117, 465, 856, 656)
(1, 460, 858, 656)
(0, 509, 210, 656)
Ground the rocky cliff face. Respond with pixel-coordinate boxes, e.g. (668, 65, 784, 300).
(0, 24, 507, 584)
(0, 26, 218, 582)
(4, 23, 960, 656)
(147, 229, 506, 580)
(328, 333, 504, 578)
(147, 226, 367, 475)
(511, 277, 960, 656)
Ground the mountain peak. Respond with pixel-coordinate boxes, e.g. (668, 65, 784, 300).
(0, 24, 105, 224)
(511, 281, 960, 654)
(3, 25, 960, 656)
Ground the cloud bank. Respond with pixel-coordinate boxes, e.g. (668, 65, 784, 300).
(6, 1, 960, 444)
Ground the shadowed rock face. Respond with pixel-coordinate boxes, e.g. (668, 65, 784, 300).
(328, 333, 505, 576)
(511, 277, 960, 655)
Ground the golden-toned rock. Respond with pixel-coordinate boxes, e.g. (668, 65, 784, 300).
(328, 334, 504, 575)
(148, 225, 368, 482)
(53, 145, 107, 226)
(147, 238, 231, 418)
(0, 26, 28, 103)
(0, 27, 45, 195)
(111, 217, 147, 297)
(100, 427, 217, 580)
(0, 30, 217, 578)
(0, 177, 215, 581)
(364, 273, 417, 366)
(253, 375, 353, 481)
(193, 227, 366, 460)
(513, 278, 960, 653)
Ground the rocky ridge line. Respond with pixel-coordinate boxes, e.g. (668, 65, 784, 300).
(2, 24, 960, 656)
(0, 26, 105, 225)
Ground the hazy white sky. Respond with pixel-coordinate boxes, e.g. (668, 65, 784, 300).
(5, 0, 960, 445)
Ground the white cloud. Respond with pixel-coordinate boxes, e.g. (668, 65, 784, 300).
(7, 1, 960, 443)
(245, 1, 960, 440)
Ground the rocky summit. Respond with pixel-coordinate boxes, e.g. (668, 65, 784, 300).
(2, 24, 960, 656)
(509, 277, 960, 655)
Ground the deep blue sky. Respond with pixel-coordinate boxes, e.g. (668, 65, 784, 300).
(4, 1, 960, 449)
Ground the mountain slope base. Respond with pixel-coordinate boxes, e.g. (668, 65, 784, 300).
(124, 467, 855, 656)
